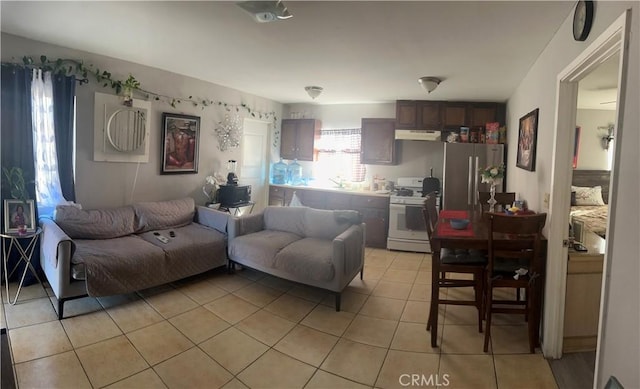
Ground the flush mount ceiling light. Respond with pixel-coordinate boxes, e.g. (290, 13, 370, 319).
(305, 86, 323, 100)
(236, 0, 292, 23)
(418, 76, 441, 94)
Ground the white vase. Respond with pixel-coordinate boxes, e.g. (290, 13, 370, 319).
(488, 182, 497, 213)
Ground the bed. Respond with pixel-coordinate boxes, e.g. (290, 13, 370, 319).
(570, 170, 610, 239)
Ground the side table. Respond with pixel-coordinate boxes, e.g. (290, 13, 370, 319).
(220, 202, 255, 217)
(1, 227, 43, 305)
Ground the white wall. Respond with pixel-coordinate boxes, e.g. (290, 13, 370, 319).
(575, 109, 616, 170)
(506, 2, 639, 387)
(284, 103, 445, 186)
(1, 33, 283, 209)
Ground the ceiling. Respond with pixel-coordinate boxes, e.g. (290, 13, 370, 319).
(2, 1, 613, 107)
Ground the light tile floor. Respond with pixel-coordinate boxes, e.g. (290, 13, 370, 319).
(2, 248, 559, 388)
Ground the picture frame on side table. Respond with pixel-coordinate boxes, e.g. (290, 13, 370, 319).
(3, 199, 36, 234)
(516, 108, 539, 172)
(161, 113, 200, 174)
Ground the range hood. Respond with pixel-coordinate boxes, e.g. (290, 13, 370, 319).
(395, 129, 441, 141)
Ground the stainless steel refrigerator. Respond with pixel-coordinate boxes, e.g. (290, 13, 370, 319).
(442, 143, 504, 210)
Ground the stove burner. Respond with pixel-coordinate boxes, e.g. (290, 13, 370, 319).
(395, 188, 414, 197)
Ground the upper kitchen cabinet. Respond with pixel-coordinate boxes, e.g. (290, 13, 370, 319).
(396, 100, 507, 132)
(395, 100, 442, 130)
(361, 118, 397, 165)
(442, 103, 468, 127)
(280, 119, 321, 161)
(469, 103, 505, 127)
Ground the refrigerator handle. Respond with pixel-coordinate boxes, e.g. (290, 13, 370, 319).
(467, 156, 473, 205)
(475, 156, 480, 206)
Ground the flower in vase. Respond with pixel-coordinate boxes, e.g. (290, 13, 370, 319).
(479, 164, 505, 184)
(202, 175, 221, 203)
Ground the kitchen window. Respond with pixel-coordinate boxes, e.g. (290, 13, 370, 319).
(314, 128, 365, 182)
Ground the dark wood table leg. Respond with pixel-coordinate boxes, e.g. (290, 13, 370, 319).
(430, 248, 440, 347)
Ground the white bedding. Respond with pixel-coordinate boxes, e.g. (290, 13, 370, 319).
(570, 205, 608, 239)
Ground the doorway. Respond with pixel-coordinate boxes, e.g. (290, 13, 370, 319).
(545, 10, 630, 367)
(241, 119, 270, 212)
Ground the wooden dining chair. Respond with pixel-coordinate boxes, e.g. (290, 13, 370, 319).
(483, 212, 547, 353)
(478, 192, 516, 212)
(423, 192, 487, 337)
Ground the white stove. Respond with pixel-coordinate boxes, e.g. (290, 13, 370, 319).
(387, 177, 439, 253)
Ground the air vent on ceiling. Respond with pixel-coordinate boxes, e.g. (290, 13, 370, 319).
(237, 1, 292, 23)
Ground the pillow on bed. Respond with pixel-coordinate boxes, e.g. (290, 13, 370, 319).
(570, 191, 577, 206)
(571, 185, 605, 206)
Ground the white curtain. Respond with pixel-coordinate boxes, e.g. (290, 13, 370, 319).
(31, 69, 66, 217)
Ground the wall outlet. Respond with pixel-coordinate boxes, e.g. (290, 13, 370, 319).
(543, 193, 550, 209)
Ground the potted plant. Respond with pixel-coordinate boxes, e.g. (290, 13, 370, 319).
(120, 74, 140, 107)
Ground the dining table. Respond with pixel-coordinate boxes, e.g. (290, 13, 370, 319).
(429, 209, 548, 348)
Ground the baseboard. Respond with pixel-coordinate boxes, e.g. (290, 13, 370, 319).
(563, 335, 598, 353)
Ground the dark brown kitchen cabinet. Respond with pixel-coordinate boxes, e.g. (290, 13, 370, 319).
(280, 119, 321, 161)
(442, 103, 468, 127)
(396, 101, 418, 129)
(395, 101, 442, 131)
(417, 101, 442, 131)
(361, 118, 397, 165)
(351, 195, 389, 248)
(469, 103, 504, 127)
(268, 186, 294, 206)
(397, 100, 507, 131)
(298, 189, 326, 209)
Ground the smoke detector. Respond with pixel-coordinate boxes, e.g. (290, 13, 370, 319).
(237, 1, 293, 23)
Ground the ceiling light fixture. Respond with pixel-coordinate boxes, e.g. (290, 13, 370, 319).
(418, 76, 441, 94)
(305, 86, 323, 100)
(237, 1, 292, 23)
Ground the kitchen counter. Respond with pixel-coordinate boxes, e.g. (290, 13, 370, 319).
(269, 184, 391, 198)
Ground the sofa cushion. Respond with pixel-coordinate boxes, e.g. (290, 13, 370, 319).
(303, 208, 360, 240)
(55, 205, 136, 239)
(134, 198, 195, 232)
(138, 223, 226, 264)
(228, 230, 302, 268)
(263, 206, 306, 235)
(274, 238, 335, 282)
(71, 235, 167, 296)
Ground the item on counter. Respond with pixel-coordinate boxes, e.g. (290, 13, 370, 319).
(499, 126, 507, 144)
(271, 159, 288, 184)
(460, 127, 470, 143)
(287, 159, 303, 185)
(446, 131, 459, 143)
(470, 127, 480, 143)
(486, 122, 500, 144)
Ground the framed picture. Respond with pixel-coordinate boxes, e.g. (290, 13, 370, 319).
(161, 113, 200, 174)
(573, 126, 581, 169)
(3, 199, 36, 234)
(516, 108, 539, 171)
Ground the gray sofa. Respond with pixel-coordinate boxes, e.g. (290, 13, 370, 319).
(40, 197, 229, 319)
(227, 206, 366, 311)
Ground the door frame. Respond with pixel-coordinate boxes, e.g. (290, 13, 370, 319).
(241, 118, 273, 211)
(544, 11, 630, 361)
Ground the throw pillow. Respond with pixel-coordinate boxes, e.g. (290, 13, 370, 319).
(55, 205, 136, 239)
(134, 197, 195, 232)
(571, 185, 605, 206)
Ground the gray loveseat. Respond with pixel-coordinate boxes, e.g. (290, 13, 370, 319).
(227, 206, 366, 311)
(40, 197, 229, 319)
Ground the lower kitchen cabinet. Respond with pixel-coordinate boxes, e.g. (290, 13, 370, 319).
(268, 185, 389, 248)
(351, 195, 389, 248)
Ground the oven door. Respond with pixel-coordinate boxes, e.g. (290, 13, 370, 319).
(388, 203, 429, 241)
